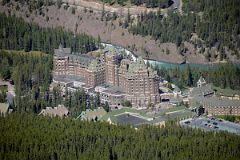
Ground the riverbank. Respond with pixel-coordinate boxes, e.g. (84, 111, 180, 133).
(102, 43, 240, 70)
(0, 2, 187, 64)
(1, 1, 239, 65)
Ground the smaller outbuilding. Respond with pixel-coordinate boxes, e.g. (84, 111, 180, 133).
(197, 76, 206, 88)
(0, 103, 9, 116)
(39, 105, 69, 118)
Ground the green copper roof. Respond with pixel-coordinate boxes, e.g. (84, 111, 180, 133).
(88, 59, 105, 72)
(88, 60, 99, 71)
(124, 56, 158, 78)
(128, 57, 146, 72)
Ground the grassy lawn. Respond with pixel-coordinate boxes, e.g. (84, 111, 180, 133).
(155, 106, 187, 116)
(163, 110, 195, 120)
(101, 107, 149, 121)
(102, 106, 192, 121)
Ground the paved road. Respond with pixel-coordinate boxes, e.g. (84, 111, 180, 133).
(172, 0, 180, 9)
(172, 0, 183, 14)
(62, 0, 159, 15)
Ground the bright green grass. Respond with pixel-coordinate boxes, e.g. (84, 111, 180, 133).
(101, 106, 191, 121)
(154, 106, 187, 117)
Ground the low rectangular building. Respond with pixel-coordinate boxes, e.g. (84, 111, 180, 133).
(0, 103, 9, 116)
(39, 105, 69, 117)
(80, 107, 107, 121)
(200, 97, 240, 115)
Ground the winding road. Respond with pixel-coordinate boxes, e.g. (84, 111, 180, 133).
(172, 0, 183, 14)
(62, 0, 159, 15)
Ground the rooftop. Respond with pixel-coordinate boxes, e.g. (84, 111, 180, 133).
(198, 76, 206, 84)
(54, 45, 96, 67)
(39, 105, 69, 117)
(126, 57, 158, 78)
(0, 103, 9, 114)
(81, 108, 107, 121)
(190, 84, 214, 98)
(173, 86, 181, 93)
(87, 59, 104, 72)
(198, 97, 240, 108)
(58, 54, 97, 69)
(54, 44, 71, 56)
(102, 86, 124, 95)
(212, 86, 240, 96)
(114, 113, 148, 127)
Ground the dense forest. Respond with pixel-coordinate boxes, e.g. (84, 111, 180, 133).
(0, 12, 99, 113)
(129, 0, 240, 60)
(0, 50, 108, 115)
(0, 113, 240, 160)
(2, 0, 240, 60)
(129, 11, 193, 46)
(0, 5, 239, 160)
(154, 63, 240, 90)
(0, 50, 52, 112)
(0, 13, 97, 54)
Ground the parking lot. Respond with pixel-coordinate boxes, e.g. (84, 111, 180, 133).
(180, 117, 240, 135)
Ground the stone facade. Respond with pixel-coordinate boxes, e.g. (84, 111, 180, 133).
(53, 45, 160, 107)
(190, 77, 240, 115)
(118, 58, 160, 106)
(54, 44, 105, 87)
(199, 97, 240, 115)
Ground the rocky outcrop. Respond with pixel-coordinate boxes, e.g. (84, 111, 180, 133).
(62, 0, 159, 15)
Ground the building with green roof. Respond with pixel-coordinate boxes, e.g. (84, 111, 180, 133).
(53, 45, 161, 107)
(0, 103, 9, 116)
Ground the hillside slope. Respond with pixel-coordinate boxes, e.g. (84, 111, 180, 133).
(1, 0, 239, 64)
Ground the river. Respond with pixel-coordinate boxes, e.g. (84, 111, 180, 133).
(101, 43, 238, 70)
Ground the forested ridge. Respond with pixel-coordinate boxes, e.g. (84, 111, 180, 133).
(0, 12, 99, 113)
(0, 13, 97, 54)
(0, 113, 240, 160)
(2, 0, 240, 61)
(129, 0, 240, 60)
(154, 63, 240, 89)
(0, 5, 240, 160)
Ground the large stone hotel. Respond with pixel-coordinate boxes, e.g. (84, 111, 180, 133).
(53, 45, 160, 107)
